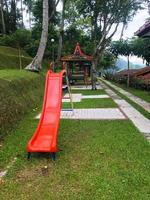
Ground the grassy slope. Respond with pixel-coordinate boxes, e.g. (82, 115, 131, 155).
(112, 82, 150, 103)
(0, 69, 44, 138)
(0, 46, 32, 69)
(0, 69, 39, 80)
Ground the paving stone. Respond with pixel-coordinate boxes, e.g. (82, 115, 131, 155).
(36, 108, 126, 120)
(82, 95, 110, 99)
(61, 109, 125, 120)
(62, 93, 110, 102)
(101, 80, 150, 135)
(104, 80, 150, 113)
(71, 85, 103, 90)
(62, 93, 82, 102)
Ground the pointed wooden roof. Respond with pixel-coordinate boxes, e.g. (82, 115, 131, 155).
(61, 43, 93, 62)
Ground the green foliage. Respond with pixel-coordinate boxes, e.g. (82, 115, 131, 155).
(12, 29, 32, 47)
(0, 0, 22, 34)
(100, 51, 116, 69)
(0, 70, 44, 139)
(33, 0, 59, 24)
(131, 37, 150, 65)
(65, 0, 144, 73)
(110, 40, 133, 57)
(63, 26, 93, 55)
(0, 29, 32, 48)
(72, 0, 143, 42)
(24, 40, 39, 57)
(111, 37, 150, 65)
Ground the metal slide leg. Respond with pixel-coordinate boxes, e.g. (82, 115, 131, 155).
(50, 153, 56, 161)
(27, 152, 31, 160)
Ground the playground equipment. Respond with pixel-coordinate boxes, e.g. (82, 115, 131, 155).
(61, 43, 93, 86)
(26, 69, 73, 160)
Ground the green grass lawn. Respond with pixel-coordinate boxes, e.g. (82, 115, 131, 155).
(0, 77, 150, 199)
(0, 109, 150, 199)
(112, 82, 150, 103)
(62, 98, 117, 109)
(71, 89, 106, 95)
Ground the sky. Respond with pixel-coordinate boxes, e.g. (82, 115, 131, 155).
(113, 9, 149, 40)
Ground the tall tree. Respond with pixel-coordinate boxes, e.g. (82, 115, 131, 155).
(24, 0, 33, 29)
(25, 0, 49, 71)
(131, 37, 150, 65)
(0, 0, 6, 34)
(56, 0, 66, 62)
(110, 40, 132, 87)
(69, 0, 143, 89)
(10, 0, 17, 32)
(21, 0, 24, 28)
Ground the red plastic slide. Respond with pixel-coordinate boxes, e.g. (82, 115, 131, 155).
(26, 70, 66, 160)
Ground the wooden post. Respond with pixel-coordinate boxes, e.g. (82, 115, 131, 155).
(127, 55, 130, 87)
(18, 45, 22, 70)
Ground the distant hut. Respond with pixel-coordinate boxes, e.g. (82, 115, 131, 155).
(61, 43, 93, 85)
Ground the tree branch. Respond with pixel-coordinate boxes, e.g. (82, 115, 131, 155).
(49, 0, 60, 20)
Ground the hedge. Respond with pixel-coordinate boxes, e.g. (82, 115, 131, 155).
(0, 70, 45, 139)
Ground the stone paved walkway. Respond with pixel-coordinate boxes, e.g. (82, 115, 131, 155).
(71, 85, 102, 90)
(100, 80, 150, 140)
(36, 108, 126, 120)
(62, 93, 110, 102)
(103, 79, 150, 113)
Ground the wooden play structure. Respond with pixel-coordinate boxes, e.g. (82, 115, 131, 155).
(61, 43, 93, 85)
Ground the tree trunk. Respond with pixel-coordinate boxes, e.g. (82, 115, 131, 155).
(29, 11, 31, 29)
(21, 0, 23, 28)
(18, 45, 22, 70)
(127, 55, 130, 87)
(91, 60, 97, 90)
(148, 2, 150, 15)
(4, 0, 8, 32)
(0, 0, 6, 35)
(91, 44, 106, 90)
(56, 0, 66, 63)
(11, 0, 17, 32)
(120, 22, 126, 40)
(25, 0, 49, 71)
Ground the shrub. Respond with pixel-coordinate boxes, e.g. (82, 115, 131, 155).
(110, 74, 150, 91)
(0, 29, 32, 48)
